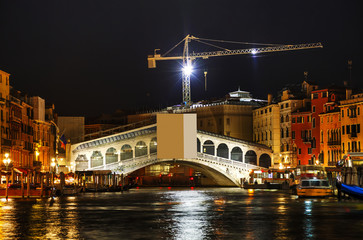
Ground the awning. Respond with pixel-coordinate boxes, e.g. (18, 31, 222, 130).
(13, 168, 29, 174)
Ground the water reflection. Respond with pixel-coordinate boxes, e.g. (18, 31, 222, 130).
(167, 190, 213, 240)
(1, 188, 363, 239)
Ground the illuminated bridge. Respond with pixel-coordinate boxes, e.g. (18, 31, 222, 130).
(71, 114, 273, 186)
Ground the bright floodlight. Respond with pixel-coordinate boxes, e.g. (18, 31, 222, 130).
(251, 49, 257, 55)
(182, 64, 193, 76)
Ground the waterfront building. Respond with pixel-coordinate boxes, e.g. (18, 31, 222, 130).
(291, 109, 312, 165)
(340, 91, 363, 161)
(0, 70, 11, 163)
(194, 89, 265, 141)
(31, 96, 52, 172)
(9, 89, 34, 169)
(277, 84, 313, 168)
(310, 87, 346, 165)
(319, 108, 341, 167)
(253, 94, 281, 167)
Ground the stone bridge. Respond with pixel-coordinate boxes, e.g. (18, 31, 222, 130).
(71, 114, 273, 186)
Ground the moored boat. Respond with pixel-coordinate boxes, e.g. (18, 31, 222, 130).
(337, 183, 363, 200)
(296, 178, 333, 197)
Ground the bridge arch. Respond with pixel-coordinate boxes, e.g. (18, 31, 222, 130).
(91, 151, 103, 168)
(121, 144, 133, 160)
(217, 143, 229, 159)
(203, 140, 215, 155)
(245, 150, 257, 165)
(259, 153, 271, 168)
(231, 147, 243, 162)
(106, 147, 118, 164)
(149, 137, 157, 154)
(135, 141, 147, 157)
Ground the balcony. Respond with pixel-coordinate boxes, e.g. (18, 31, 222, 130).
(348, 132, 358, 139)
(349, 114, 357, 118)
(1, 138, 12, 147)
(302, 138, 312, 143)
(33, 161, 42, 167)
(328, 141, 341, 146)
(328, 161, 337, 166)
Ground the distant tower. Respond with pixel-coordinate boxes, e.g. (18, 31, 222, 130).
(304, 71, 308, 82)
(345, 60, 352, 87)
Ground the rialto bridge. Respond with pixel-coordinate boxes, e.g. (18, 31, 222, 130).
(71, 114, 273, 186)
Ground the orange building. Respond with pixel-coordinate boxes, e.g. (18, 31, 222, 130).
(319, 108, 341, 167)
(340, 92, 363, 160)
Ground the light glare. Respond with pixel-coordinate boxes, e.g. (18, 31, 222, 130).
(182, 65, 193, 76)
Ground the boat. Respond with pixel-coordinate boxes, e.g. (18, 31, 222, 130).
(296, 178, 333, 197)
(337, 183, 363, 200)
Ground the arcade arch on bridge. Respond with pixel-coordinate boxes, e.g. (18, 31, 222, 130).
(106, 147, 118, 164)
(121, 144, 133, 160)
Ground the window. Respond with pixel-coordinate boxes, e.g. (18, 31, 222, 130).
(312, 118, 316, 128)
(269, 108, 272, 112)
(312, 93, 319, 99)
(321, 131, 324, 143)
(357, 124, 360, 133)
(342, 109, 344, 117)
(322, 91, 328, 98)
(286, 128, 289, 138)
(6, 76, 9, 85)
(312, 106, 316, 113)
(281, 116, 284, 123)
(292, 131, 295, 139)
(321, 117, 323, 123)
(281, 128, 284, 138)
(342, 126, 345, 135)
(347, 125, 351, 134)
(308, 148, 312, 154)
(286, 115, 289, 122)
(280, 104, 283, 109)
(265, 109, 267, 113)
(358, 107, 360, 115)
(292, 117, 296, 123)
(342, 143, 345, 152)
(298, 148, 302, 155)
(285, 103, 289, 108)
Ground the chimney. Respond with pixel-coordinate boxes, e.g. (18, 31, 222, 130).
(267, 94, 273, 105)
(346, 89, 352, 100)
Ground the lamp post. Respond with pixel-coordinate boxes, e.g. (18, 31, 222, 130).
(3, 153, 11, 171)
(51, 158, 56, 196)
(3, 153, 11, 200)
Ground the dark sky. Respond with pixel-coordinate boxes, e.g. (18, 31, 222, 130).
(0, 1, 362, 117)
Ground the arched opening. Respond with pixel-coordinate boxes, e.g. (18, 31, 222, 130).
(245, 150, 257, 165)
(231, 147, 243, 162)
(203, 140, 215, 156)
(259, 154, 271, 168)
(91, 151, 103, 168)
(197, 138, 201, 152)
(135, 141, 147, 157)
(106, 147, 118, 164)
(217, 143, 229, 159)
(150, 137, 157, 154)
(121, 144, 133, 160)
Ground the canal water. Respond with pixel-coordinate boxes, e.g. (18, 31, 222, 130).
(1, 188, 362, 240)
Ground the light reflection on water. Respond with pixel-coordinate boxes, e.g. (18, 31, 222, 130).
(0, 188, 362, 239)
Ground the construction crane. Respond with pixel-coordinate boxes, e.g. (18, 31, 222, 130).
(147, 35, 323, 106)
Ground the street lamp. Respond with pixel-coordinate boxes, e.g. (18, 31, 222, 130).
(3, 153, 11, 171)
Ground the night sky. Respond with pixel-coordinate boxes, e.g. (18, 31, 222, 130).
(0, 1, 362, 117)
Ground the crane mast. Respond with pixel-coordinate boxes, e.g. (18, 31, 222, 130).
(148, 35, 323, 106)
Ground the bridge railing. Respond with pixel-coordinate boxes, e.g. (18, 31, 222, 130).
(197, 152, 259, 170)
(89, 153, 158, 171)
